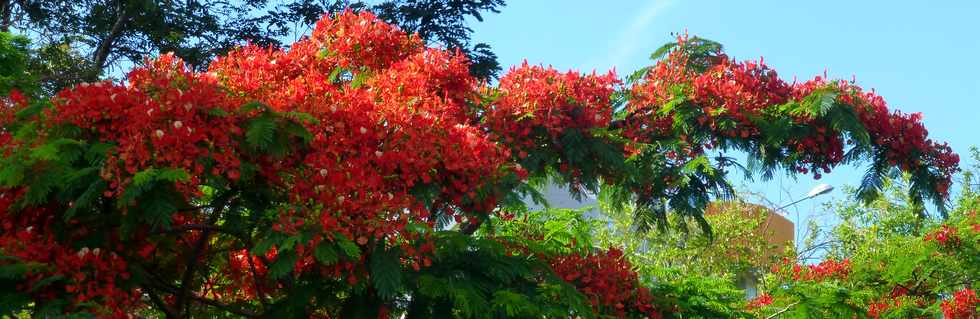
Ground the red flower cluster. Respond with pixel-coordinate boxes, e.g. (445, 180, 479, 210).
(0, 89, 24, 124)
(777, 258, 851, 282)
(223, 248, 274, 301)
(623, 43, 692, 142)
(747, 293, 773, 310)
(0, 89, 28, 155)
(49, 56, 242, 199)
(311, 10, 422, 71)
(0, 203, 140, 318)
(548, 248, 661, 318)
(941, 288, 979, 319)
(925, 224, 960, 247)
(0, 8, 964, 318)
(864, 284, 934, 318)
(801, 258, 851, 281)
(207, 10, 509, 285)
(804, 77, 959, 193)
(624, 35, 958, 189)
(487, 62, 619, 157)
(690, 57, 791, 136)
(3, 10, 509, 314)
(867, 301, 889, 318)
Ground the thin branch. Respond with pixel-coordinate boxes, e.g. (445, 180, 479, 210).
(145, 288, 179, 319)
(141, 251, 260, 318)
(174, 191, 235, 318)
(796, 239, 839, 261)
(185, 294, 261, 318)
(146, 280, 260, 318)
(766, 301, 800, 319)
(247, 252, 269, 308)
(150, 223, 229, 235)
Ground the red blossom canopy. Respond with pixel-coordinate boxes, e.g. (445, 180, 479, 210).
(0, 11, 958, 319)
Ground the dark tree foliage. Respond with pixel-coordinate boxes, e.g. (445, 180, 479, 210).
(0, 32, 33, 94)
(0, 0, 503, 94)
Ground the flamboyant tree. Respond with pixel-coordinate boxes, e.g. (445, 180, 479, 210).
(0, 11, 960, 318)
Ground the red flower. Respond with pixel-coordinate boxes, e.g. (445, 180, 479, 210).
(549, 248, 661, 318)
(941, 288, 979, 319)
(624, 35, 958, 187)
(867, 302, 889, 318)
(487, 62, 619, 160)
(925, 224, 960, 247)
(748, 293, 773, 310)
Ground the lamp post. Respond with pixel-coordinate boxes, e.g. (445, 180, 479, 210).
(777, 183, 834, 263)
(741, 184, 834, 299)
(777, 183, 834, 211)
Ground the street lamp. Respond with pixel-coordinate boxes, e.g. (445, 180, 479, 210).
(777, 183, 834, 211)
(739, 184, 834, 299)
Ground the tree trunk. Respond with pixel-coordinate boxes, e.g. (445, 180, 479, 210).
(0, 0, 11, 32)
(91, 0, 132, 79)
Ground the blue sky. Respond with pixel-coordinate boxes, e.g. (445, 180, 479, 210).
(469, 0, 980, 224)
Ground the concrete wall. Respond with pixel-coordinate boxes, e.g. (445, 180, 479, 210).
(762, 210, 794, 260)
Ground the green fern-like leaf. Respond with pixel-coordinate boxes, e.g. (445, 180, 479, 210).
(63, 179, 107, 221)
(268, 250, 297, 279)
(335, 233, 362, 259)
(370, 246, 403, 300)
(245, 116, 276, 151)
(314, 243, 339, 265)
(252, 232, 285, 255)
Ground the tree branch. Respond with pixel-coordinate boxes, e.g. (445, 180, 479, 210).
(0, 0, 11, 32)
(247, 253, 269, 308)
(173, 191, 235, 318)
(91, 0, 132, 78)
(144, 278, 260, 318)
(766, 301, 800, 319)
(145, 288, 179, 319)
(186, 292, 261, 318)
(150, 223, 230, 235)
